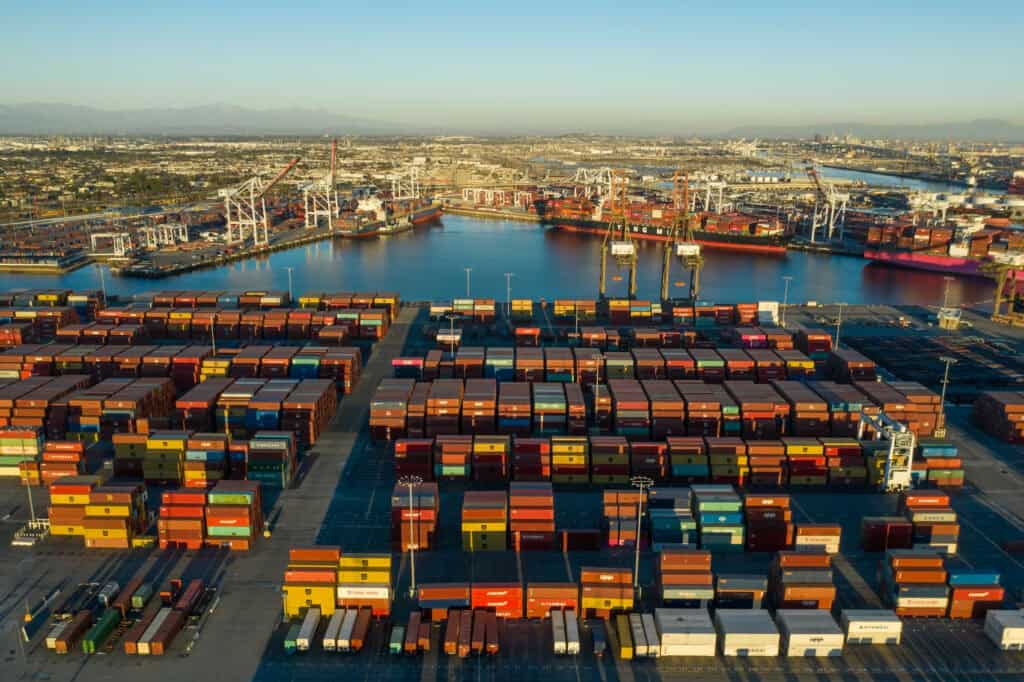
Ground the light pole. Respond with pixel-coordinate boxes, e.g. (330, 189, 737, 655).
(397, 474, 424, 598)
(285, 267, 294, 304)
(464, 268, 472, 299)
(444, 313, 458, 355)
(95, 264, 107, 303)
(504, 272, 514, 320)
(834, 302, 847, 350)
(630, 475, 653, 598)
(781, 276, 793, 328)
(939, 356, 957, 408)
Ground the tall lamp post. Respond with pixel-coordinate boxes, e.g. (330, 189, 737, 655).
(397, 474, 424, 598)
(781, 276, 793, 328)
(834, 302, 847, 350)
(444, 313, 458, 355)
(630, 475, 654, 599)
(504, 272, 515, 320)
(285, 266, 294, 304)
(464, 267, 472, 299)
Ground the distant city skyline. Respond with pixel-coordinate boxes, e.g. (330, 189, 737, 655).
(2, 1, 1021, 133)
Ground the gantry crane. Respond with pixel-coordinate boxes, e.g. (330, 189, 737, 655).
(806, 164, 848, 243)
(219, 157, 301, 247)
(982, 252, 1024, 325)
(598, 170, 638, 300)
(302, 140, 338, 231)
(661, 170, 704, 306)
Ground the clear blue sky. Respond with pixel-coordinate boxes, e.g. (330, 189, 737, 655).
(3, 1, 1021, 132)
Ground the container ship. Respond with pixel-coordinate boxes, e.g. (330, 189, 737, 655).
(863, 218, 1024, 281)
(337, 196, 440, 239)
(535, 196, 790, 254)
(1010, 170, 1024, 196)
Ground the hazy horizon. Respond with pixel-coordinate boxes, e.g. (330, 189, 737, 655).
(3, 1, 1022, 133)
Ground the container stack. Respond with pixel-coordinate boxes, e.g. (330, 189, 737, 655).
(809, 382, 870, 437)
(827, 348, 877, 382)
(676, 381, 721, 436)
(744, 494, 793, 552)
(526, 583, 578, 618)
(693, 484, 744, 552)
(947, 569, 1004, 619)
(509, 482, 555, 551)
(370, 379, 415, 440)
(37, 441, 85, 485)
(840, 609, 902, 644)
(746, 440, 787, 487)
(144, 431, 189, 484)
(658, 547, 713, 606)
(629, 441, 667, 481)
(393, 438, 433, 479)
(461, 379, 496, 434)
(183, 433, 228, 489)
(655, 608, 716, 657)
(984, 609, 1024, 650)
(319, 348, 361, 394)
(579, 567, 633, 618)
(794, 523, 841, 554)
(666, 437, 707, 482)
(391, 481, 438, 551)
(281, 379, 337, 450)
(605, 352, 635, 379)
(205, 480, 262, 551)
(901, 492, 959, 555)
(714, 609, 780, 657)
(246, 431, 297, 488)
(860, 516, 914, 552)
(972, 391, 1024, 443)
(771, 550, 835, 610)
(648, 487, 698, 549)
(644, 380, 685, 438)
(48, 473, 100, 536)
(602, 489, 642, 548)
(772, 381, 829, 436)
(915, 440, 964, 489)
(158, 489, 205, 550)
(544, 347, 575, 381)
(497, 382, 531, 435)
(83, 483, 147, 549)
(781, 437, 827, 486)
(510, 299, 533, 321)
(880, 549, 949, 616)
(405, 382, 430, 437)
(484, 347, 515, 380)
(608, 380, 650, 439)
(511, 437, 550, 481)
(282, 547, 339, 620)
(551, 436, 589, 484)
(572, 347, 603, 382)
(515, 348, 545, 380)
(820, 437, 866, 487)
(471, 582, 523, 618)
(471, 435, 509, 481)
(461, 491, 507, 552)
(336, 553, 393, 617)
(589, 435, 630, 484)
(689, 349, 725, 383)
(433, 434, 473, 480)
(0, 426, 43, 478)
(705, 437, 748, 486)
(775, 350, 816, 379)
(776, 610, 844, 657)
(454, 348, 485, 379)
(532, 383, 567, 435)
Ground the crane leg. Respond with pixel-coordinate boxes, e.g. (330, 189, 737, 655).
(661, 244, 671, 303)
(629, 255, 638, 300)
(599, 247, 607, 300)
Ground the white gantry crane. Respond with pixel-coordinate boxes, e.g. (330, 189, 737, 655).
(390, 165, 421, 200)
(139, 223, 189, 250)
(302, 140, 339, 231)
(89, 232, 134, 257)
(806, 165, 849, 243)
(572, 167, 613, 200)
(219, 157, 301, 247)
(689, 179, 730, 214)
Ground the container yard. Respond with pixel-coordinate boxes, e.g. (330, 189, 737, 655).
(0, 288, 1022, 682)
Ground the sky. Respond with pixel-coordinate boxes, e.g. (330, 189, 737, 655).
(2, 1, 1021, 133)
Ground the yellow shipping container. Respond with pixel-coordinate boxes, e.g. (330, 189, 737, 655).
(338, 554, 392, 570)
(50, 524, 84, 536)
(337, 568, 391, 584)
(552, 454, 587, 466)
(84, 527, 130, 540)
(581, 597, 634, 610)
(51, 493, 90, 505)
(461, 531, 507, 552)
(83, 504, 132, 518)
(461, 521, 507, 533)
(282, 584, 336, 619)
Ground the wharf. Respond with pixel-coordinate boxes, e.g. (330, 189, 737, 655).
(442, 205, 541, 223)
(0, 252, 92, 274)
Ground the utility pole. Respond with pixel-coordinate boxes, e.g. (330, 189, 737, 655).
(504, 272, 514, 320)
(286, 266, 294, 304)
(397, 474, 424, 598)
(210, 317, 217, 356)
(630, 475, 653, 599)
(781, 276, 793, 328)
(834, 302, 847, 350)
(96, 264, 107, 303)
(464, 267, 472, 299)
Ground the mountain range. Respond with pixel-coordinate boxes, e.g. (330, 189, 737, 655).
(2, 103, 1023, 141)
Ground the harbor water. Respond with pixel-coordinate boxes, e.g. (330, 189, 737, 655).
(0, 214, 993, 306)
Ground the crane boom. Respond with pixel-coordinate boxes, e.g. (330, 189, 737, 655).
(259, 157, 301, 198)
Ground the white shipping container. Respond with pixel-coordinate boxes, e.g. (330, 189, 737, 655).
(840, 609, 902, 645)
(337, 585, 392, 600)
(45, 620, 69, 650)
(985, 610, 1024, 650)
(138, 608, 172, 655)
(552, 608, 567, 655)
(714, 609, 780, 657)
(655, 608, 716, 655)
(776, 610, 844, 657)
(338, 609, 358, 652)
(895, 597, 949, 609)
(795, 536, 841, 554)
(565, 610, 581, 655)
(629, 614, 650, 657)
(297, 607, 321, 651)
(322, 610, 346, 652)
(641, 613, 660, 658)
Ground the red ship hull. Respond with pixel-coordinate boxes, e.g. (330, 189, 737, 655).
(864, 249, 1024, 281)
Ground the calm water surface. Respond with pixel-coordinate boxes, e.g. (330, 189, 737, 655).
(0, 215, 993, 306)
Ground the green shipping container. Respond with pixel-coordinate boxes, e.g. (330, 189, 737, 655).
(82, 609, 121, 654)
